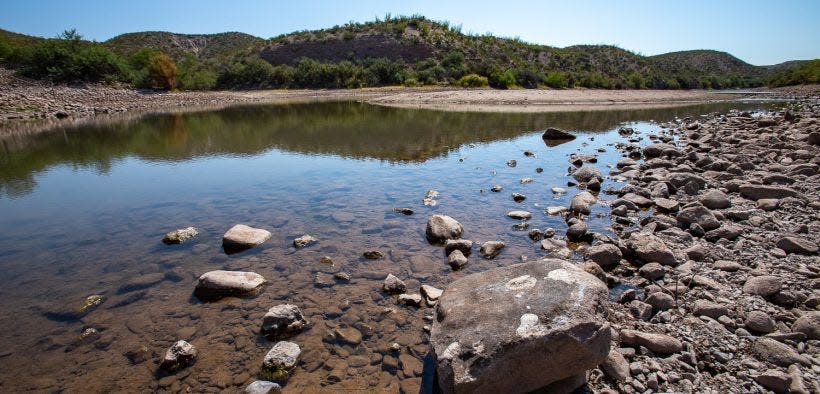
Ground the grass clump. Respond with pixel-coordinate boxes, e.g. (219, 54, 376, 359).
(455, 73, 488, 88)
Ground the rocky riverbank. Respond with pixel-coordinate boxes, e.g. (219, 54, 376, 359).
(570, 97, 820, 392)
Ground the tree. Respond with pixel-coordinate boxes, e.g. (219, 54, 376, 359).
(146, 53, 177, 90)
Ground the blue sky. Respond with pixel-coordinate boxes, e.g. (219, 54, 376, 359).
(1, 0, 817, 65)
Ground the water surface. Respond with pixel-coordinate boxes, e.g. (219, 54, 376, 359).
(0, 101, 773, 392)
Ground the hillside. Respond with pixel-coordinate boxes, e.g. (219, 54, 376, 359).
(105, 31, 263, 61)
(0, 16, 816, 90)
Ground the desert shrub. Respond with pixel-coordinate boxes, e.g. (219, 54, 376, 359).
(456, 73, 488, 87)
(514, 68, 540, 88)
(627, 72, 646, 89)
(19, 29, 129, 83)
(488, 69, 516, 89)
(768, 59, 820, 87)
(403, 77, 422, 87)
(542, 71, 567, 88)
(144, 53, 177, 90)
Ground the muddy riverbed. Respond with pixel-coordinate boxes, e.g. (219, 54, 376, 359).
(0, 100, 778, 392)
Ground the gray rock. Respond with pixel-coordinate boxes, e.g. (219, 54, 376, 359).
(506, 159, 517, 167)
(448, 250, 468, 269)
(791, 311, 820, 340)
(758, 198, 780, 211)
(490, 185, 503, 192)
(743, 276, 782, 298)
(162, 227, 199, 244)
(714, 260, 744, 272)
(362, 250, 384, 259)
(334, 327, 363, 345)
(566, 222, 588, 241)
(699, 189, 731, 209)
(643, 143, 677, 159)
(545, 206, 569, 216)
(541, 127, 576, 142)
(398, 293, 423, 307)
(639, 262, 666, 280)
(245, 380, 282, 394)
(426, 215, 464, 243)
(629, 300, 653, 321)
(751, 338, 810, 366)
(383, 274, 407, 294)
(584, 243, 622, 268)
(194, 270, 267, 301)
(540, 238, 573, 259)
(572, 166, 603, 183)
(620, 330, 682, 354)
(676, 204, 720, 231)
(160, 340, 197, 372)
(754, 370, 791, 394)
(654, 198, 680, 212)
(739, 184, 797, 201)
(261, 341, 301, 381)
(745, 311, 776, 334)
(776, 237, 818, 254)
(431, 259, 610, 393)
(223, 224, 272, 253)
(507, 210, 532, 220)
(551, 187, 566, 194)
(601, 350, 630, 382)
(570, 191, 597, 215)
(646, 292, 675, 312)
(445, 239, 473, 256)
(511, 193, 526, 202)
(480, 241, 506, 259)
(293, 234, 317, 248)
(693, 300, 728, 319)
(627, 235, 676, 266)
(393, 207, 414, 215)
(261, 304, 309, 339)
(421, 285, 443, 305)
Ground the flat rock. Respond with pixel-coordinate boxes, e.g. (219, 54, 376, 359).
(223, 224, 271, 253)
(245, 380, 282, 394)
(751, 338, 810, 367)
(693, 300, 728, 319)
(507, 211, 532, 220)
(738, 184, 797, 201)
(584, 243, 622, 268)
(162, 227, 199, 244)
(194, 270, 266, 301)
(398, 293, 423, 307)
(421, 285, 443, 305)
(699, 189, 731, 209)
(261, 341, 301, 381)
(743, 276, 781, 298)
(654, 198, 680, 212)
(334, 327, 363, 345)
(261, 304, 309, 339)
(676, 204, 720, 231)
(620, 330, 682, 354)
(776, 237, 817, 254)
(627, 235, 676, 266)
(426, 215, 464, 243)
(431, 259, 611, 393)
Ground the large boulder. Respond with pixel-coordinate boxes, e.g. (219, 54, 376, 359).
(431, 259, 611, 393)
(643, 143, 678, 159)
(570, 191, 598, 216)
(776, 237, 818, 254)
(626, 234, 676, 266)
(676, 204, 721, 231)
(426, 215, 464, 244)
(571, 166, 603, 183)
(223, 224, 272, 254)
(194, 270, 267, 301)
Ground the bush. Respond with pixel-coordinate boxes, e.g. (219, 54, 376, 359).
(627, 72, 646, 89)
(403, 77, 422, 87)
(768, 59, 820, 87)
(455, 73, 488, 87)
(145, 53, 177, 90)
(514, 68, 540, 89)
(542, 71, 567, 88)
(19, 30, 130, 83)
(489, 69, 516, 89)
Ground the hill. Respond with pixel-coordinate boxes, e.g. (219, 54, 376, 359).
(0, 15, 816, 90)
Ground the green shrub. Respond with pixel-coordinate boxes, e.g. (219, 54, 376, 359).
(19, 30, 130, 83)
(543, 71, 567, 88)
(514, 68, 540, 89)
(489, 69, 516, 89)
(455, 73, 488, 87)
(403, 77, 422, 87)
(627, 72, 646, 89)
(768, 59, 820, 87)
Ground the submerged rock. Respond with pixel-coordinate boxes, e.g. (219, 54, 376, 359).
(160, 340, 197, 372)
(431, 259, 610, 393)
(261, 304, 309, 339)
(426, 215, 464, 243)
(194, 270, 267, 301)
(261, 341, 301, 382)
(162, 227, 199, 244)
(292, 234, 317, 248)
(223, 224, 271, 254)
(383, 274, 407, 294)
(479, 241, 505, 259)
(448, 249, 468, 269)
(246, 380, 282, 394)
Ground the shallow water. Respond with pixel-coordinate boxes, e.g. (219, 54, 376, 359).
(0, 101, 774, 392)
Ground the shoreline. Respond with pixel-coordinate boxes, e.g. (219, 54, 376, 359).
(3, 67, 813, 136)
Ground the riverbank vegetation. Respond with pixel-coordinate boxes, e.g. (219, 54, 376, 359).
(0, 16, 815, 91)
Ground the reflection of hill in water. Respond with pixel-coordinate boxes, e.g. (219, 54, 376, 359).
(1, 101, 767, 197)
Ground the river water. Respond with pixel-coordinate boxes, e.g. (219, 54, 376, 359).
(0, 101, 773, 392)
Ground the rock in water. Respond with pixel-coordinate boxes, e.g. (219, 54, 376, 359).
(261, 304, 309, 339)
(506, 210, 532, 220)
(194, 270, 267, 301)
(426, 215, 464, 244)
(223, 224, 272, 254)
(160, 340, 197, 372)
(245, 380, 282, 394)
(383, 274, 407, 294)
(261, 341, 301, 382)
(431, 259, 611, 393)
(292, 234, 317, 248)
(479, 241, 505, 259)
(541, 128, 576, 147)
(571, 166, 603, 183)
(162, 227, 199, 244)
(444, 239, 473, 256)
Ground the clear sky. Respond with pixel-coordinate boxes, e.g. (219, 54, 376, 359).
(1, 0, 818, 66)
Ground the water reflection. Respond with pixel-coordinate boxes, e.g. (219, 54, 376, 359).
(0, 101, 766, 198)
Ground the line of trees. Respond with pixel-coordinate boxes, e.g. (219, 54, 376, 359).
(0, 29, 808, 91)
